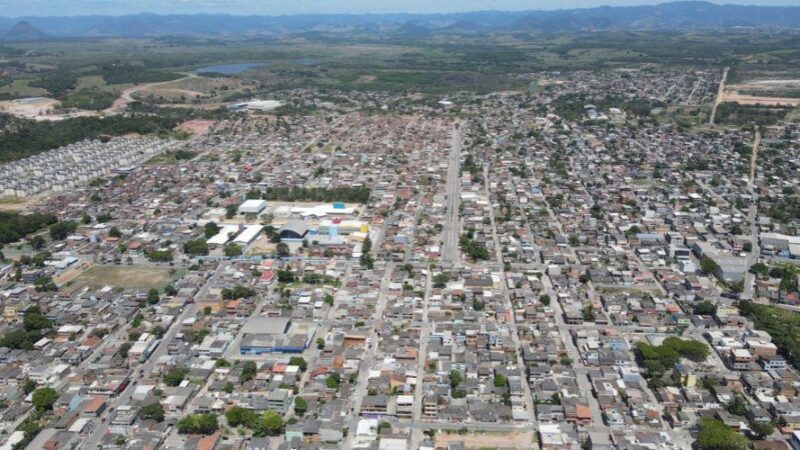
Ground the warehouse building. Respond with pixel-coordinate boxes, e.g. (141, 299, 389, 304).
(238, 317, 315, 355)
(238, 199, 267, 215)
(206, 224, 240, 246)
(233, 225, 263, 245)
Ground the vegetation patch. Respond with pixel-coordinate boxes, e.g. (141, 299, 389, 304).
(77, 265, 173, 290)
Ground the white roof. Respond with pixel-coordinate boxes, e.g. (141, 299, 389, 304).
(207, 225, 240, 245)
(233, 225, 263, 244)
(379, 438, 408, 450)
(238, 199, 267, 212)
(356, 418, 378, 438)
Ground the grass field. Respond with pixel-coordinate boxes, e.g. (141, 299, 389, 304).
(78, 265, 173, 290)
(0, 79, 49, 98)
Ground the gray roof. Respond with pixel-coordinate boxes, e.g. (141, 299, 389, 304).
(280, 219, 309, 238)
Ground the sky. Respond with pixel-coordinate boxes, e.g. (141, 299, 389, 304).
(2, 0, 797, 17)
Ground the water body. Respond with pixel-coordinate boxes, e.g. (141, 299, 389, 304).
(193, 63, 264, 75)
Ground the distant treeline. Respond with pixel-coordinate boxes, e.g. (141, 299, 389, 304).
(0, 211, 57, 245)
(29, 65, 183, 98)
(25, 65, 184, 109)
(0, 114, 182, 162)
(256, 186, 371, 204)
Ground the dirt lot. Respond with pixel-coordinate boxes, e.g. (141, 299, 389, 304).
(435, 431, 535, 449)
(77, 265, 173, 290)
(722, 80, 800, 106)
(178, 119, 216, 135)
(0, 97, 59, 118)
(0, 196, 42, 212)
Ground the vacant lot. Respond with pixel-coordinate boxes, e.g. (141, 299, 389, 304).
(78, 265, 172, 290)
(435, 430, 535, 449)
(723, 79, 800, 107)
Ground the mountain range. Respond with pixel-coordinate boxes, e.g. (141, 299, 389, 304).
(1, 1, 800, 40)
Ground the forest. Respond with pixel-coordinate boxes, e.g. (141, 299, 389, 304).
(0, 211, 57, 245)
(0, 113, 183, 162)
(739, 301, 800, 370)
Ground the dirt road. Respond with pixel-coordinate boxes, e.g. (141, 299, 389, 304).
(708, 66, 729, 125)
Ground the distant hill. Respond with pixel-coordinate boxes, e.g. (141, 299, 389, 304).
(2, 20, 48, 41)
(0, 2, 799, 38)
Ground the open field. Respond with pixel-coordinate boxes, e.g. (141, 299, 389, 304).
(0, 196, 41, 212)
(0, 79, 49, 98)
(77, 265, 173, 290)
(720, 79, 800, 106)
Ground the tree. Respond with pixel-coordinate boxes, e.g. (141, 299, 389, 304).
(750, 262, 769, 277)
(539, 294, 551, 306)
(289, 356, 307, 371)
(432, 273, 450, 288)
(326, 372, 341, 390)
(224, 243, 242, 257)
(259, 410, 283, 436)
(214, 358, 231, 368)
(140, 403, 165, 422)
(726, 395, 748, 416)
(145, 249, 173, 262)
(164, 284, 178, 296)
(693, 301, 716, 316)
(276, 242, 290, 258)
(225, 406, 258, 428)
(204, 222, 220, 239)
(22, 379, 37, 394)
(108, 227, 122, 238)
(23, 307, 51, 331)
(176, 413, 218, 435)
(164, 367, 189, 387)
(700, 256, 719, 276)
(183, 239, 209, 255)
(696, 417, 748, 450)
(118, 342, 132, 358)
(29, 235, 46, 250)
(147, 288, 160, 305)
(494, 373, 507, 388)
(449, 370, 463, 389)
(239, 361, 257, 383)
(294, 396, 308, 415)
(749, 420, 774, 439)
(31, 387, 58, 412)
(49, 221, 77, 240)
(360, 236, 374, 269)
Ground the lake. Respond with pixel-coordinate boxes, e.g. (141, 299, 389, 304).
(193, 63, 264, 75)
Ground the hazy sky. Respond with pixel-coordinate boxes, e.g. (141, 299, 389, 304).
(3, 0, 797, 16)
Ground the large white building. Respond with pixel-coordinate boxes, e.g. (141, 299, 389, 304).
(238, 199, 267, 215)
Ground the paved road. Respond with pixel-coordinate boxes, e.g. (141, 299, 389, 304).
(441, 125, 462, 265)
(409, 269, 432, 450)
(343, 262, 395, 449)
(483, 165, 536, 427)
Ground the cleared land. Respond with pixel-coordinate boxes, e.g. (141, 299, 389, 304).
(435, 431, 535, 449)
(722, 79, 800, 106)
(77, 265, 173, 289)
